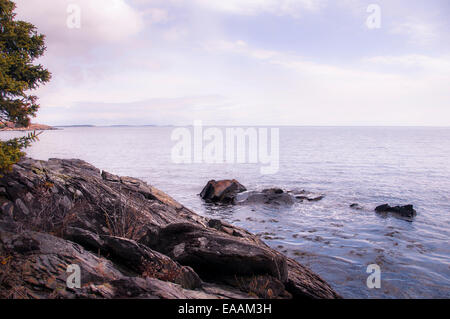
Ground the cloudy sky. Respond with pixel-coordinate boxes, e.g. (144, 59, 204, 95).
(15, 0, 450, 126)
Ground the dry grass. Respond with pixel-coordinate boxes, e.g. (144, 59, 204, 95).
(234, 275, 280, 299)
(27, 182, 76, 235)
(96, 187, 147, 241)
(0, 256, 36, 299)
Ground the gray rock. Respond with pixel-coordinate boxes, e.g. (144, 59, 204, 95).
(375, 204, 417, 219)
(288, 189, 325, 202)
(350, 203, 363, 210)
(235, 190, 296, 206)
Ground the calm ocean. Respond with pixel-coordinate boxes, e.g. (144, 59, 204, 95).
(2, 126, 449, 298)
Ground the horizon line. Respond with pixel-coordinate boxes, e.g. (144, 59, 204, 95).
(51, 124, 450, 128)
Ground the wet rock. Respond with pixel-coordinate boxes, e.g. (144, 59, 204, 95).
(234, 190, 295, 206)
(263, 188, 284, 194)
(199, 179, 247, 203)
(375, 204, 417, 219)
(350, 203, 363, 210)
(288, 190, 325, 202)
(232, 188, 324, 206)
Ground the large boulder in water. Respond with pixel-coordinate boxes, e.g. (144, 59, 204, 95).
(199, 179, 247, 203)
(375, 204, 417, 219)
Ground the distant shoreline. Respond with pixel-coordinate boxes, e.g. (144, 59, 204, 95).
(0, 123, 58, 132)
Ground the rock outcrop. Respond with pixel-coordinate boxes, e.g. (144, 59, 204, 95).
(0, 158, 340, 299)
(375, 204, 417, 219)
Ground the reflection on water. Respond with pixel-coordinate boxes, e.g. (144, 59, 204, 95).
(1, 126, 449, 298)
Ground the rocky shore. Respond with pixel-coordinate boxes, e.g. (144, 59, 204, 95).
(0, 158, 340, 299)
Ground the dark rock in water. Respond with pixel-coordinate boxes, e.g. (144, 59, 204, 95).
(288, 190, 325, 202)
(263, 188, 284, 194)
(234, 190, 296, 206)
(199, 179, 247, 204)
(350, 203, 363, 210)
(375, 204, 417, 219)
(0, 158, 340, 299)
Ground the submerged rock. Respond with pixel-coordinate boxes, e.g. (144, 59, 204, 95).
(350, 203, 364, 210)
(234, 188, 325, 206)
(288, 190, 325, 202)
(235, 190, 296, 206)
(0, 158, 340, 299)
(375, 204, 417, 219)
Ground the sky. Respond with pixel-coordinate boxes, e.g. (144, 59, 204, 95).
(14, 0, 450, 126)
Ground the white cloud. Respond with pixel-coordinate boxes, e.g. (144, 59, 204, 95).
(201, 40, 450, 125)
(364, 55, 450, 74)
(204, 40, 278, 60)
(143, 8, 169, 24)
(194, 0, 324, 17)
(15, 0, 144, 43)
(391, 20, 438, 45)
(37, 95, 231, 126)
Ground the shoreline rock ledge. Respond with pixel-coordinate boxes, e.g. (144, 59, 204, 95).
(0, 158, 340, 299)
